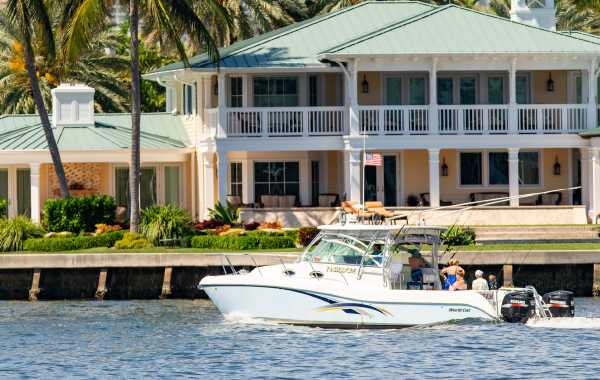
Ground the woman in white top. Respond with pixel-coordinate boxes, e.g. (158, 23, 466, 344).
(471, 270, 489, 290)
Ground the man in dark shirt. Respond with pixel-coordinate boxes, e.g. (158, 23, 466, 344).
(488, 274, 498, 290)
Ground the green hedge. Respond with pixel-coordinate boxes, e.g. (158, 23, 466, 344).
(190, 234, 295, 250)
(43, 195, 116, 233)
(0, 199, 7, 218)
(24, 231, 124, 252)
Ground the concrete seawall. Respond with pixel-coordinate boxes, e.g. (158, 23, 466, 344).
(0, 251, 599, 299)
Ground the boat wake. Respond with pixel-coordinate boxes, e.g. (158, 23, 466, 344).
(526, 317, 600, 329)
(223, 312, 277, 326)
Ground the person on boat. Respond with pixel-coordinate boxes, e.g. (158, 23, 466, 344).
(408, 251, 424, 288)
(471, 270, 489, 290)
(449, 269, 467, 291)
(440, 259, 464, 290)
(488, 274, 498, 290)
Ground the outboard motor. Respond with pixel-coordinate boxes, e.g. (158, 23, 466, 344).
(501, 291, 535, 323)
(542, 290, 575, 318)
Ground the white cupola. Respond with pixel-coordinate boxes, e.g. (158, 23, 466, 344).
(51, 83, 95, 127)
(510, 0, 557, 30)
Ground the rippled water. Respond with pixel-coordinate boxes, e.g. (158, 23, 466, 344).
(2, 298, 600, 379)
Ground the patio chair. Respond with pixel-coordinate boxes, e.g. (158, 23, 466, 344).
(279, 195, 296, 208)
(318, 193, 339, 207)
(260, 195, 278, 208)
(364, 201, 408, 224)
(340, 201, 374, 223)
(226, 195, 241, 208)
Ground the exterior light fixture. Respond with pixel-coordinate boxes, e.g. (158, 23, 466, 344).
(441, 157, 449, 177)
(361, 74, 369, 94)
(553, 156, 561, 176)
(547, 73, 555, 92)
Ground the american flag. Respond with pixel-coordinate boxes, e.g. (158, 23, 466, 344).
(364, 153, 383, 166)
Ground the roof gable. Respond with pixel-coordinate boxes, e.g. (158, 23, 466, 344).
(149, 1, 435, 73)
(321, 5, 600, 56)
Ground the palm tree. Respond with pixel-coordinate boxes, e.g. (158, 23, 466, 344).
(61, 0, 228, 232)
(0, 26, 130, 114)
(2, 0, 70, 199)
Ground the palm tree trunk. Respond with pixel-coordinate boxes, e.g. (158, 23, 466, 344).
(22, 41, 70, 199)
(129, 0, 142, 233)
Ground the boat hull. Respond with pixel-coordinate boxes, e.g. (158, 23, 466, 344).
(201, 279, 499, 328)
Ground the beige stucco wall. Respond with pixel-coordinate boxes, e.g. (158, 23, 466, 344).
(531, 71, 568, 104)
(402, 150, 429, 203)
(323, 74, 342, 106)
(357, 72, 382, 106)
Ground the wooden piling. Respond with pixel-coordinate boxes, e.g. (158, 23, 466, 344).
(593, 264, 600, 297)
(503, 264, 513, 287)
(160, 267, 173, 299)
(29, 269, 41, 301)
(95, 269, 108, 300)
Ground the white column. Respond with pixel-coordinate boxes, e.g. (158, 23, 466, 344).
(30, 163, 41, 224)
(589, 148, 600, 221)
(347, 60, 359, 136)
(241, 74, 250, 107)
(190, 152, 196, 220)
(428, 149, 440, 208)
(581, 147, 590, 209)
(588, 58, 597, 130)
(196, 150, 206, 219)
(241, 158, 253, 205)
(217, 150, 229, 205)
(509, 58, 518, 133)
(508, 147, 520, 207)
(204, 152, 215, 213)
(429, 57, 438, 135)
(217, 73, 226, 137)
(300, 158, 311, 206)
(344, 149, 361, 202)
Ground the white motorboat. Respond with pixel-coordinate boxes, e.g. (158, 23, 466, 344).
(199, 224, 574, 328)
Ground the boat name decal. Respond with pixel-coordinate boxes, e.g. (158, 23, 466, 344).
(448, 307, 471, 313)
(326, 266, 356, 274)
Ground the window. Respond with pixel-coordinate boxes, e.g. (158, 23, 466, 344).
(488, 77, 504, 105)
(230, 77, 243, 108)
(386, 78, 402, 105)
(516, 74, 530, 104)
(309, 75, 319, 107)
(114, 167, 158, 209)
(409, 77, 426, 105)
(576, 74, 582, 104)
(230, 162, 242, 197)
(164, 166, 181, 206)
(0, 169, 7, 216)
(488, 152, 508, 185)
(437, 78, 453, 105)
(460, 77, 476, 105)
(115, 167, 129, 207)
(519, 152, 540, 185)
(253, 77, 298, 107)
(311, 161, 320, 206)
(254, 162, 299, 202)
(183, 83, 195, 115)
(17, 168, 30, 216)
(460, 152, 483, 185)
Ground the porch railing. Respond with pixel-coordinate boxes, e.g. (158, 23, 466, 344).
(438, 105, 509, 134)
(358, 106, 429, 134)
(516, 104, 587, 133)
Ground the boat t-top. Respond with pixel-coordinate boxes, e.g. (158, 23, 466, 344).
(199, 223, 574, 328)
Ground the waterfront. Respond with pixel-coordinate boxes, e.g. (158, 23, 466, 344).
(2, 299, 600, 379)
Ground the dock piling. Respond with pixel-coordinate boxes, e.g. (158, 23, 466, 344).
(503, 265, 513, 287)
(594, 264, 600, 297)
(95, 269, 108, 300)
(160, 267, 173, 299)
(28, 269, 41, 301)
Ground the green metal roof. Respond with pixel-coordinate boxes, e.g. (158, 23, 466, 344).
(579, 127, 600, 138)
(148, 1, 435, 73)
(0, 113, 189, 151)
(561, 30, 600, 44)
(322, 5, 600, 56)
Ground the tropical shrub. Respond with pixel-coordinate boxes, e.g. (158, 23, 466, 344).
(0, 216, 42, 252)
(208, 202, 239, 225)
(43, 195, 116, 233)
(441, 226, 476, 247)
(194, 219, 225, 231)
(140, 205, 193, 245)
(114, 232, 151, 249)
(0, 199, 7, 218)
(298, 226, 319, 247)
(190, 234, 295, 250)
(23, 231, 124, 252)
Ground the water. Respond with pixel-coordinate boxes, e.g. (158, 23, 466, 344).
(2, 299, 600, 379)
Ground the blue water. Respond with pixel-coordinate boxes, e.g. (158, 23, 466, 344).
(2, 299, 600, 379)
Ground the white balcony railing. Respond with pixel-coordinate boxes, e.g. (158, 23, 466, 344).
(206, 104, 593, 138)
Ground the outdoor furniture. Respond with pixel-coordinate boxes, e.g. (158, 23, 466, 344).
(419, 193, 453, 207)
(469, 192, 509, 206)
(536, 191, 562, 206)
(364, 201, 408, 224)
(260, 195, 297, 208)
(318, 193, 339, 207)
(261, 195, 278, 208)
(227, 195, 242, 208)
(340, 201, 375, 223)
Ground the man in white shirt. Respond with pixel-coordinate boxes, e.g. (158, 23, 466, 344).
(471, 270, 489, 290)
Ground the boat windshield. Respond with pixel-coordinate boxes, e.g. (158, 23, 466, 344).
(303, 233, 383, 267)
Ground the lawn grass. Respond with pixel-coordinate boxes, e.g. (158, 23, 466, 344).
(18, 247, 304, 254)
(452, 242, 600, 251)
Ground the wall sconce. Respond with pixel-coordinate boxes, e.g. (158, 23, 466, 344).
(547, 73, 555, 92)
(213, 81, 219, 96)
(361, 74, 369, 94)
(441, 157, 449, 177)
(553, 156, 561, 176)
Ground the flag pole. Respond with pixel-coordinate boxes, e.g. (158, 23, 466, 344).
(361, 122, 366, 223)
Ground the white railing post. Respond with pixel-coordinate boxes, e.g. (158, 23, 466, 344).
(457, 108, 464, 134)
(261, 109, 268, 137)
(483, 107, 489, 134)
(561, 106, 568, 133)
(378, 108, 385, 135)
(302, 108, 309, 137)
(403, 108, 409, 134)
(536, 108, 543, 134)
